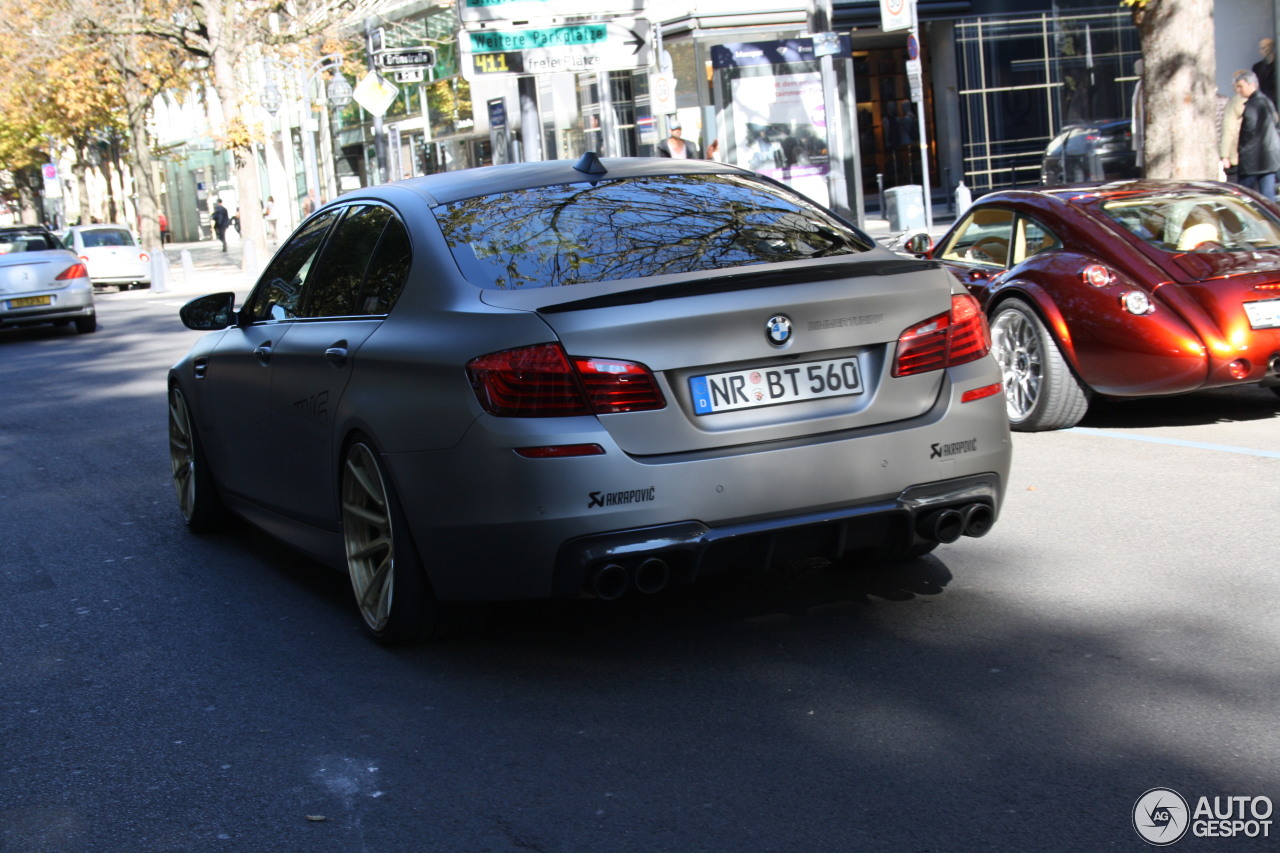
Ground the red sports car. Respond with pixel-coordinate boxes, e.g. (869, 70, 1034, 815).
(925, 181, 1280, 430)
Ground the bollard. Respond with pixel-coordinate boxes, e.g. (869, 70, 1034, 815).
(149, 248, 170, 293)
(181, 249, 195, 290)
(954, 181, 972, 218)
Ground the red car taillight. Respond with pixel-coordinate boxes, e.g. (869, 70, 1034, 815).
(467, 343, 666, 417)
(56, 263, 89, 281)
(892, 294, 992, 377)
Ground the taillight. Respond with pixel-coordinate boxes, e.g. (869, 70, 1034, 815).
(467, 343, 665, 417)
(56, 263, 89, 281)
(892, 294, 992, 377)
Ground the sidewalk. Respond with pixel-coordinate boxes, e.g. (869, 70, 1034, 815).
(147, 235, 268, 296)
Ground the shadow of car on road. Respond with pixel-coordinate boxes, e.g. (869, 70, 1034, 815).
(1080, 385, 1280, 429)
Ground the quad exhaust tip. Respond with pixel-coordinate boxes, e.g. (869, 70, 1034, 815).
(917, 502, 995, 544)
(589, 558, 672, 599)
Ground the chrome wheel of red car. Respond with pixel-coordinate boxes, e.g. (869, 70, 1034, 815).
(990, 300, 1088, 432)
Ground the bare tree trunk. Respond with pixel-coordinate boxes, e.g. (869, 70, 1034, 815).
(203, 0, 266, 265)
(1134, 0, 1219, 179)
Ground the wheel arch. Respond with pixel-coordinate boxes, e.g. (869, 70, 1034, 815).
(986, 282, 1093, 393)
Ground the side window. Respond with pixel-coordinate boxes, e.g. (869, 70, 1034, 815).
(1014, 216, 1062, 264)
(301, 205, 392, 318)
(939, 207, 1014, 267)
(358, 215, 412, 315)
(243, 210, 339, 323)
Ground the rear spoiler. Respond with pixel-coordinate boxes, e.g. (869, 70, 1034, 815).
(537, 258, 941, 314)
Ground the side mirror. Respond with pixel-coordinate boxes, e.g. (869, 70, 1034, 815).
(179, 292, 237, 330)
(904, 231, 933, 256)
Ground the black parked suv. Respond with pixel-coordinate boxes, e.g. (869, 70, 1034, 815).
(1041, 119, 1141, 185)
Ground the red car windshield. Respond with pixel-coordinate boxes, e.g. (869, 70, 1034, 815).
(1099, 192, 1280, 253)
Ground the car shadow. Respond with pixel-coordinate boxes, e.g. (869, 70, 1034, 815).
(1080, 385, 1280, 428)
(442, 554, 955, 649)
(223, 520, 956, 650)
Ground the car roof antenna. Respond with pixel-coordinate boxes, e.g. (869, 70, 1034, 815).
(574, 152, 608, 180)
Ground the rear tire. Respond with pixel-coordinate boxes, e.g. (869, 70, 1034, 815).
(74, 314, 96, 334)
(990, 300, 1089, 431)
(341, 439, 458, 644)
(168, 385, 228, 532)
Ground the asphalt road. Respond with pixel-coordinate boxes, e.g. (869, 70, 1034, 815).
(2, 289, 1278, 852)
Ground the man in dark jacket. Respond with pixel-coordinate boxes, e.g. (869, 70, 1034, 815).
(1233, 70, 1280, 201)
(211, 198, 231, 252)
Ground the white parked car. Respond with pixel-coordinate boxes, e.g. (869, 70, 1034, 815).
(63, 224, 151, 290)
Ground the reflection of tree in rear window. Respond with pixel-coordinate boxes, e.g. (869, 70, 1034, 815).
(436, 174, 873, 289)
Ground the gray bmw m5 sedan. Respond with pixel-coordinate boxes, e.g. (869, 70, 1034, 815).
(169, 154, 1012, 643)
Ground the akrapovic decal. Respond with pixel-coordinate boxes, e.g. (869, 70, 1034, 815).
(931, 438, 978, 459)
(588, 487, 656, 509)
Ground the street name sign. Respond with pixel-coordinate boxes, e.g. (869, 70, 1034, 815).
(460, 17, 651, 78)
(375, 48, 437, 71)
(458, 0, 645, 25)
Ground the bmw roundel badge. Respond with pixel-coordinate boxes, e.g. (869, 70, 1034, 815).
(766, 314, 793, 346)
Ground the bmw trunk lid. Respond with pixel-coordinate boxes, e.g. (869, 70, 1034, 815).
(480, 255, 957, 455)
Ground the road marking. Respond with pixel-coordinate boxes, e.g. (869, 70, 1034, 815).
(1068, 427, 1280, 459)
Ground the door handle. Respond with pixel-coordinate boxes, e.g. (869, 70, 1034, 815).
(324, 346, 349, 366)
(253, 342, 273, 364)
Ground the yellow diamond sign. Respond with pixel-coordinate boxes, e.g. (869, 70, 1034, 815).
(352, 72, 399, 117)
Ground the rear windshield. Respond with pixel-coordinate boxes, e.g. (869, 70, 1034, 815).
(1100, 191, 1280, 252)
(80, 228, 136, 248)
(0, 230, 60, 253)
(436, 173, 874, 289)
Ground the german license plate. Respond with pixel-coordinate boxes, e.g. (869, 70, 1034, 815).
(1244, 298, 1280, 329)
(690, 357, 863, 415)
(8, 295, 52, 309)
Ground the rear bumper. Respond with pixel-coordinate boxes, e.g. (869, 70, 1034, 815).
(384, 361, 1012, 601)
(0, 286, 95, 327)
(551, 473, 1002, 599)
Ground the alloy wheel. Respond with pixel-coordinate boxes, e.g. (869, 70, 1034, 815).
(342, 443, 396, 633)
(168, 388, 197, 522)
(991, 308, 1044, 422)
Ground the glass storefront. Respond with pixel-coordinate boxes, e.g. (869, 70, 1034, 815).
(955, 8, 1140, 192)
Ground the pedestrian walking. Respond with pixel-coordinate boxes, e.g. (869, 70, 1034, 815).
(263, 196, 278, 242)
(211, 198, 231, 252)
(1231, 70, 1280, 200)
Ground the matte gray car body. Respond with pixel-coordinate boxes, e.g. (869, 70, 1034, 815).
(169, 156, 1011, 641)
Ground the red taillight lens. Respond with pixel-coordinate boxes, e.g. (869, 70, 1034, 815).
(893, 294, 992, 377)
(571, 356, 665, 414)
(56, 263, 89, 281)
(467, 343, 665, 417)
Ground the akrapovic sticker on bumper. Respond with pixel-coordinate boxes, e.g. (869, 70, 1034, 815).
(588, 487, 656, 509)
(931, 438, 978, 459)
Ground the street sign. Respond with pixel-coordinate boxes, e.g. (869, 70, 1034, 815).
(352, 72, 400, 118)
(375, 47, 436, 71)
(457, 0, 645, 25)
(905, 58, 923, 102)
(392, 68, 425, 84)
(880, 0, 914, 32)
(461, 17, 651, 78)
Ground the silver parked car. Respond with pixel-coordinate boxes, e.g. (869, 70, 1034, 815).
(0, 225, 96, 334)
(62, 224, 151, 290)
(169, 155, 1012, 643)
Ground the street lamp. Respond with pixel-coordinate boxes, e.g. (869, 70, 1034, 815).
(300, 53, 349, 209)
